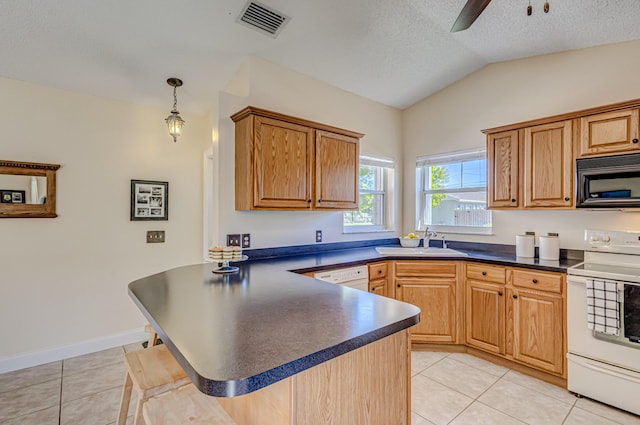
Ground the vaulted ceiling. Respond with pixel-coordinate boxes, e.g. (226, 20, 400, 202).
(2, 0, 639, 113)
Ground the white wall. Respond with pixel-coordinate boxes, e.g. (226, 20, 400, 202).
(211, 57, 403, 249)
(403, 39, 640, 249)
(0, 77, 211, 365)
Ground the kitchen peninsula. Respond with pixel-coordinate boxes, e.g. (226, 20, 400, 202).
(128, 261, 420, 424)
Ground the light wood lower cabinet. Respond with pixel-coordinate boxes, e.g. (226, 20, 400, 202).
(368, 261, 391, 298)
(511, 282, 565, 375)
(393, 261, 462, 344)
(464, 263, 566, 377)
(466, 280, 505, 355)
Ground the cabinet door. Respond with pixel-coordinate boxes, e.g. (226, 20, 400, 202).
(579, 109, 640, 157)
(522, 120, 573, 208)
(254, 117, 313, 209)
(512, 289, 564, 374)
(487, 130, 519, 208)
(396, 279, 456, 343)
(466, 280, 505, 354)
(369, 278, 388, 297)
(315, 130, 359, 209)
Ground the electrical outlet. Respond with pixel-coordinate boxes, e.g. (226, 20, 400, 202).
(316, 230, 322, 243)
(147, 230, 165, 243)
(227, 234, 241, 246)
(242, 234, 251, 248)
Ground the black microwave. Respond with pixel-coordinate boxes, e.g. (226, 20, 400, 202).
(576, 153, 640, 208)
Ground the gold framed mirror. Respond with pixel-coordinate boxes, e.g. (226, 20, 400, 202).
(0, 160, 60, 218)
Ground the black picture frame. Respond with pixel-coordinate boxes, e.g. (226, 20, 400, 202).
(1, 190, 26, 204)
(130, 180, 168, 221)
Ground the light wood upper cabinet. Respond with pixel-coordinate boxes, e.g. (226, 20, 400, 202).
(486, 121, 573, 209)
(314, 130, 359, 209)
(487, 130, 519, 208)
(522, 120, 573, 208)
(579, 109, 640, 157)
(231, 107, 363, 211)
(253, 116, 313, 209)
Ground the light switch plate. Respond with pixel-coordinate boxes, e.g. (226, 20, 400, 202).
(227, 234, 241, 246)
(147, 230, 165, 243)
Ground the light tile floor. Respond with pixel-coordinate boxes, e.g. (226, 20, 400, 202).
(1, 345, 639, 425)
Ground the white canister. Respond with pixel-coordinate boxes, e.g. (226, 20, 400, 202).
(516, 234, 535, 258)
(539, 235, 560, 260)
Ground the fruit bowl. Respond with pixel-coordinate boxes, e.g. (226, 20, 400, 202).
(399, 237, 421, 248)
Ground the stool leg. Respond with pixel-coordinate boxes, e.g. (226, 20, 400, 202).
(133, 396, 145, 425)
(117, 372, 133, 425)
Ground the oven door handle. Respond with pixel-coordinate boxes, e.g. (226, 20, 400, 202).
(569, 355, 640, 384)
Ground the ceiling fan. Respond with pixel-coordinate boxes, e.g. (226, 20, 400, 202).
(450, 0, 492, 32)
(451, 0, 550, 32)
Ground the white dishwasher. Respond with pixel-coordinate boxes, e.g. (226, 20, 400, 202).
(313, 265, 369, 292)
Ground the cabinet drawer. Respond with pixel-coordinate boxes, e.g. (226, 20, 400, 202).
(466, 263, 506, 284)
(394, 261, 457, 278)
(512, 269, 563, 294)
(368, 262, 387, 279)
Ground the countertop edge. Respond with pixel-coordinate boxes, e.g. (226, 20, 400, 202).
(198, 315, 419, 397)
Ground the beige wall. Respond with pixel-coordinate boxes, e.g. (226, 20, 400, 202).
(403, 39, 640, 249)
(0, 77, 211, 363)
(212, 57, 403, 249)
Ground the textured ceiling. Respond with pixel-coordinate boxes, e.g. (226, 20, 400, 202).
(1, 0, 640, 113)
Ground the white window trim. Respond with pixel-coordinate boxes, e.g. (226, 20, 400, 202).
(344, 155, 395, 234)
(416, 148, 491, 235)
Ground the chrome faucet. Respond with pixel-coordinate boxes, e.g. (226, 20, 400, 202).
(423, 227, 437, 248)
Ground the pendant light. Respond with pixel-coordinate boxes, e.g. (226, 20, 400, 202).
(165, 78, 185, 143)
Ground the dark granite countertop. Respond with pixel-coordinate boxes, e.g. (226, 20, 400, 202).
(249, 242, 582, 274)
(128, 239, 581, 398)
(128, 261, 420, 397)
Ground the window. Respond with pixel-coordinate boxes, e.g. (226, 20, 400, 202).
(343, 156, 395, 233)
(416, 148, 491, 234)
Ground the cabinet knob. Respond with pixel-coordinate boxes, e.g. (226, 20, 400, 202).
(498, 291, 503, 296)
(513, 294, 518, 299)
(378, 270, 382, 274)
(633, 138, 639, 144)
(307, 199, 311, 203)
(371, 287, 376, 292)
(564, 197, 570, 201)
(532, 279, 538, 284)
(482, 271, 487, 276)
(397, 284, 401, 288)
(318, 199, 322, 203)
(511, 198, 516, 203)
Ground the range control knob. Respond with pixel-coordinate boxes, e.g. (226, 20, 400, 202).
(602, 235, 611, 243)
(590, 235, 601, 243)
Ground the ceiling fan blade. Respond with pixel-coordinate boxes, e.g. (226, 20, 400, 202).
(451, 0, 492, 32)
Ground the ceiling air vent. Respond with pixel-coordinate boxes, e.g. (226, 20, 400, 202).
(237, 1, 290, 38)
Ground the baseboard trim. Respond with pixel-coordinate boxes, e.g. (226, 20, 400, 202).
(0, 328, 148, 373)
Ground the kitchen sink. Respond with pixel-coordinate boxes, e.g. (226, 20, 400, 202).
(375, 247, 468, 257)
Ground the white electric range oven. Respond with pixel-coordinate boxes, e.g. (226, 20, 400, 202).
(567, 229, 640, 416)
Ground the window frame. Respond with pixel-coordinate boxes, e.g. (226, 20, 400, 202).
(415, 148, 492, 235)
(343, 155, 395, 234)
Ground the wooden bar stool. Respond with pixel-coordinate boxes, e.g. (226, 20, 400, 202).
(143, 383, 237, 425)
(117, 344, 191, 425)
